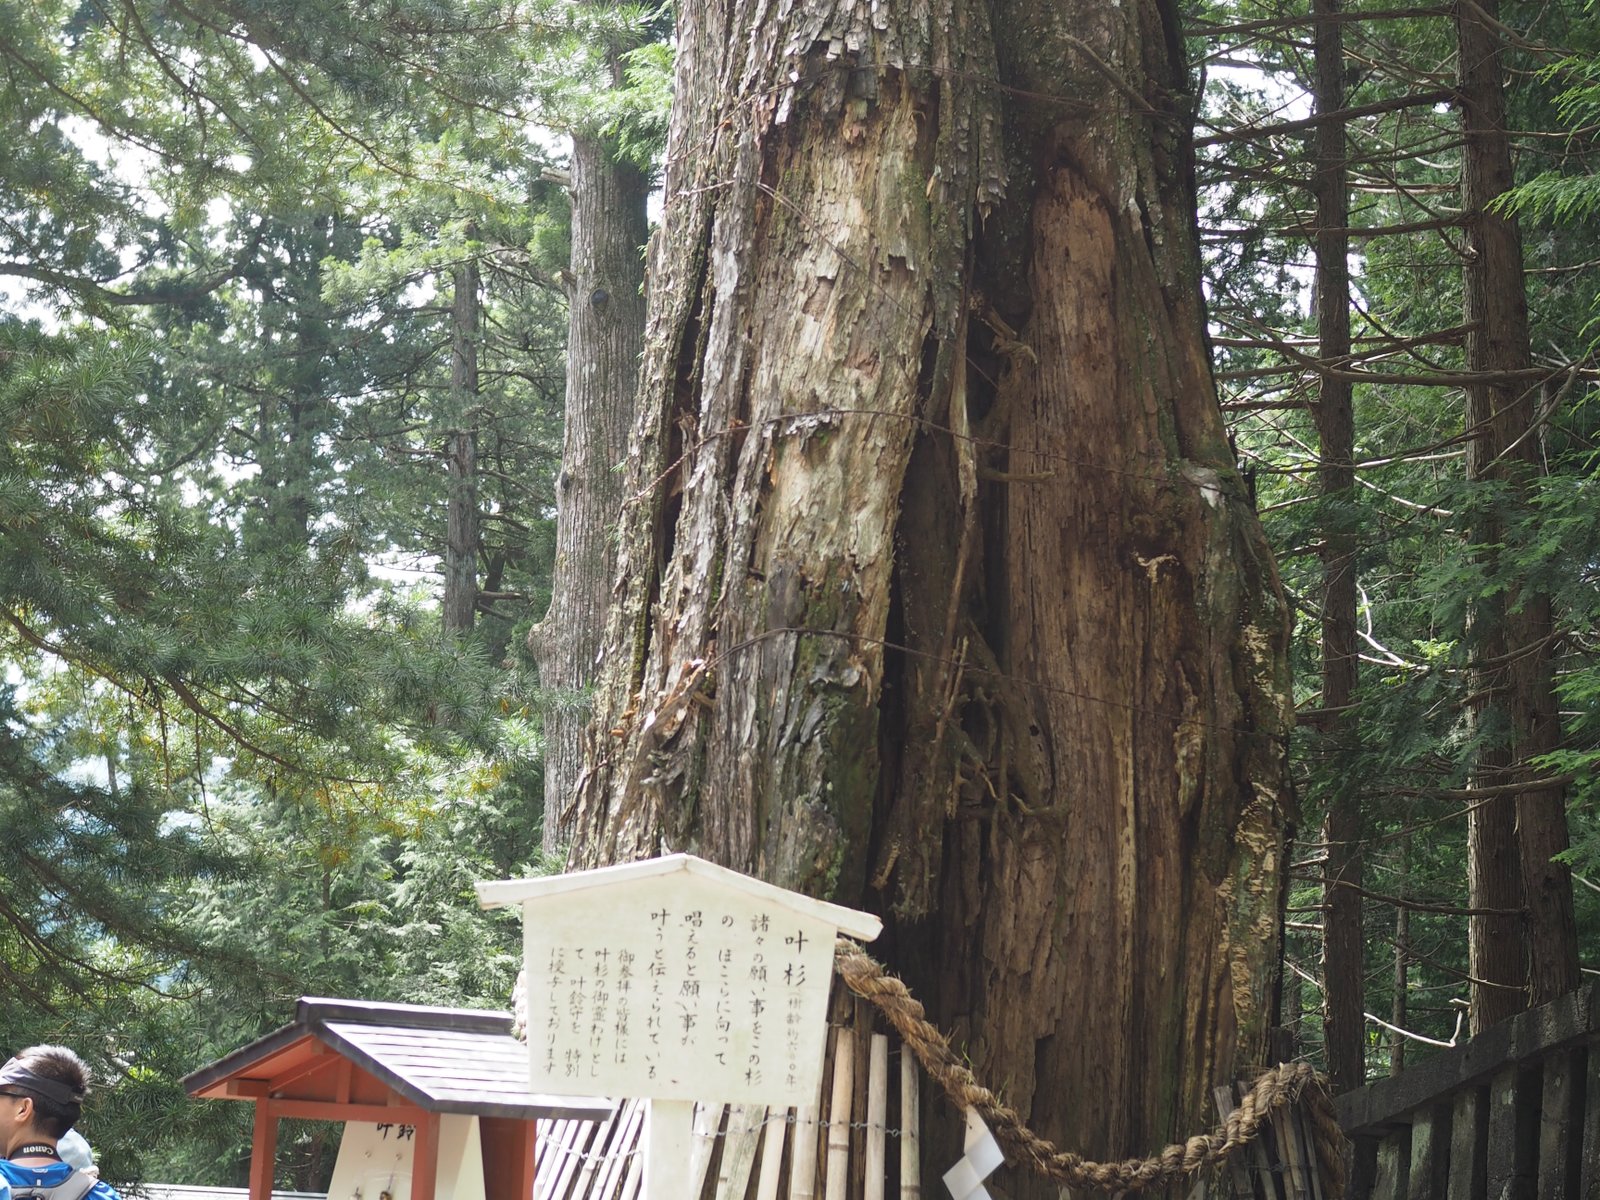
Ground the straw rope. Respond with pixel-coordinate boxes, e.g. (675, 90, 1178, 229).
(834, 940, 1348, 1195)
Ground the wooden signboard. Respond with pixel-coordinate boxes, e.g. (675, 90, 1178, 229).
(326, 1117, 486, 1200)
(477, 854, 882, 1197)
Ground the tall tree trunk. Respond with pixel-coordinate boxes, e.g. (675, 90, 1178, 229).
(1391, 886, 1408, 1076)
(568, 0, 1293, 1181)
(444, 257, 481, 637)
(532, 136, 648, 852)
(1311, 0, 1366, 1098)
(1457, 0, 1578, 1028)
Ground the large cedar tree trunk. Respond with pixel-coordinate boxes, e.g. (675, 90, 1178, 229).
(1457, 0, 1578, 1030)
(569, 0, 1294, 1182)
(531, 136, 649, 852)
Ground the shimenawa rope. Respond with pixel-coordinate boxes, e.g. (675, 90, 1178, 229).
(834, 940, 1348, 1195)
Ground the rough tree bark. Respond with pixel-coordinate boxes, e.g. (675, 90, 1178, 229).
(1390, 873, 1407, 1076)
(1457, 0, 1578, 1030)
(531, 136, 649, 853)
(569, 0, 1293, 1183)
(1311, 0, 1366, 1097)
(443, 257, 481, 637)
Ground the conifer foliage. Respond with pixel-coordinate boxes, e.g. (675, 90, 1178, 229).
(1195, 0, 1600, 1083)
(0, 0, 664, 1182)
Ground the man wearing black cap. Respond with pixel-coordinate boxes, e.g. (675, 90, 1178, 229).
(0, 1047, 119, 1200)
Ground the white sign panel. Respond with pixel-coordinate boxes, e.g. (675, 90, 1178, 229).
(526, 872, 832, 1105)
(327, 1120, 415, 1200)
(325, 1118, 484, 1200)
(478, 854, 882, 1109)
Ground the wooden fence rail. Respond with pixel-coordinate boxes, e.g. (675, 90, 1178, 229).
(1335, 983, 1600, 1200)
(534, 982, 1337, 1200)
(534, 992, 923, 1200)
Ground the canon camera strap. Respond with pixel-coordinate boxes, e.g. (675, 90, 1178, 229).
(10, 1145, 61, 1161)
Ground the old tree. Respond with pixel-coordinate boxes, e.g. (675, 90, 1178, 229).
(565, 0, 1293, 1185)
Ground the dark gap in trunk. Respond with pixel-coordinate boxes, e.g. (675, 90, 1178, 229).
(868, 323, 959, 920)
(641, 294, 710, 679)
(964, 322, 1002, 426)
(871, 513, 911, 922)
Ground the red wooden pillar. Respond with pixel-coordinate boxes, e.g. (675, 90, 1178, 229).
(480, 1118, 536, 1200)
(411, 1112, 440, 1200)
(248, 1102, 278, 1200)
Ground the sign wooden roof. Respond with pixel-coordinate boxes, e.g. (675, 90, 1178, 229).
(474, 853, 883, 941)
(183, 997, 611, 1123)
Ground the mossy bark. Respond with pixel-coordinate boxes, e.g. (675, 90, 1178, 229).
(569, 0, 1294, 1185)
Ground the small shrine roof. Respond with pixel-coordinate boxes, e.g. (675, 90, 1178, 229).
(183, 997, 610, 1122)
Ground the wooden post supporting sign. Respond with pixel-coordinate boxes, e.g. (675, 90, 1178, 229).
(642, 1097, 697, 1197)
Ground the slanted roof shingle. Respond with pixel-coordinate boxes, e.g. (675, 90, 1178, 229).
(183, 997, 609, 1123)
